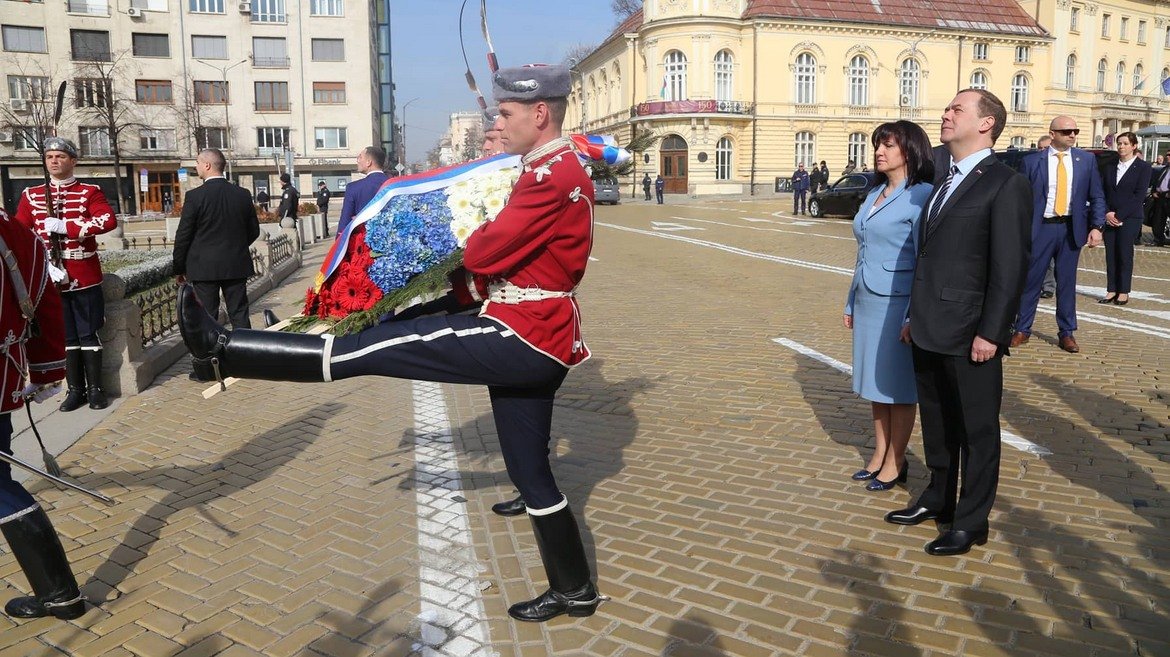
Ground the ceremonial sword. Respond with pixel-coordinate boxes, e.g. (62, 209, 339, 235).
(0, 449, 115, 505)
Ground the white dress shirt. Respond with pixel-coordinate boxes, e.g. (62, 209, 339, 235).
(1115, 157, 1134, 184)
(1043, 146, 1076, 218)
(934, 147, 993, 210)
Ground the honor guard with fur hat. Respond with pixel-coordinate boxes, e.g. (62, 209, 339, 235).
(14, 137, 117, 412)
(0, 206, 88, 621)
(178, 63, 601, 622)
(481, 105, 504, 157)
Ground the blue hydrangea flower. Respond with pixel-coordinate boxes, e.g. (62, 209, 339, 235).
(363, 190, 458, 294)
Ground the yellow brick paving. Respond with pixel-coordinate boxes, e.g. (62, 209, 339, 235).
(1, 198, 1167, 656)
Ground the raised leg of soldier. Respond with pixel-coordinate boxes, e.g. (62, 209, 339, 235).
(0, 415, 86, 620)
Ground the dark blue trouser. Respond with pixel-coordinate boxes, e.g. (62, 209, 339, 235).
(1103, 218, 1143, 294)
(793, 190, 806, 214)
(0, 414, 37, 521)
(328, 314, 569, 509)
(1016, 223, 1082, 337)
(62, 286, 105, 349)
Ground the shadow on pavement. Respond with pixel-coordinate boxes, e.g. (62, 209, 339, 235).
(78, 403, 339, 603)
(660, 614, 728, 656)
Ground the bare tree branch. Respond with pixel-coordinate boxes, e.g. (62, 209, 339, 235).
(562, 43, 597, 67)
(611, 0, 642, 21)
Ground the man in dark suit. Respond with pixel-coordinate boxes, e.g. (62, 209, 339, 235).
(1010, 116, 1106, 354)
(173, 148, 261, 333)
(338, 146, 389, 236)
(275, 173, 299, 222)
(1149, 152, 1170, 246)
(890, 89, 1031, 556)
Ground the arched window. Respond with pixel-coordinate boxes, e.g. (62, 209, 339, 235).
(1066, 54, 1077, 90)
(664, 50, 687, 101)
(661, 134, 687, 150)
(900, 58, 920, 107)
(1011, 73, 1029, 112)
(715, 136, 732, 180)
(848, 55, 869, 106)
(970, 70, 988, 90)
(714, 50, 733, 102)
(794, 131, 815, 167)
(1134, 63, 1145, 92)
(1098, 59, 1108, 92)
(598, 70, 608, 116)
(848, 132, 868, 171)
(795, 52, 817, 105)
(1116, 61, 1126, 93)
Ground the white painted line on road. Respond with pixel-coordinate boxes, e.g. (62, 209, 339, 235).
(650, 221, 704, 232)
(598, 222, 854, 275)
(1036, 303, 1170, 339)
(1077, 284, 1170, 305)
(589, 256, 599, 262)
(1078, 267, 1170, 284)
(771, 338, 1053, 456)
(742, 217, 778, 223)
(411, 380, 492, 656)
(667, 216, 855, 241)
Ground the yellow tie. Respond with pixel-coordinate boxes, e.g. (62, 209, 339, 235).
(1055, 152, 1068, 216)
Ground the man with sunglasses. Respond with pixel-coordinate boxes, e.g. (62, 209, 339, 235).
(1011, 117, 1106, 354)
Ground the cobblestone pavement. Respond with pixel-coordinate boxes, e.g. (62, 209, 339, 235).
(2, 196, 1168, 656)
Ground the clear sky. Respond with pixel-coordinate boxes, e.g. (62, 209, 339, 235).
(391, 1, 620, 163)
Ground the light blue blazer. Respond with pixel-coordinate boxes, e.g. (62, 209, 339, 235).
(844, 179, 934, 314)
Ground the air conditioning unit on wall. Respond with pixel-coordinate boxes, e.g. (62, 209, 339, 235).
(127, 7, 144, 17)
(238, 2, 251, 13)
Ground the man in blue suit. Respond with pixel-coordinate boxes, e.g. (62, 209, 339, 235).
(1010, 116, 1106, 354)
(337, 146, 389, 236)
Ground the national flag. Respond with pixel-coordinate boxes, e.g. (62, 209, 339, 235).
(1161, 77, 1170, 96)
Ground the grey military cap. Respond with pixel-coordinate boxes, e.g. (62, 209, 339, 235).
(492, 65, 570, 103)
(483, 106, 502, 132)
(44, 137, 79, 158)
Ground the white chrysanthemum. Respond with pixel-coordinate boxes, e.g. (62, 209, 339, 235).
(452, 221, 475, 247)
(446, 192, 475, 217)
(483, 193, 506, 220)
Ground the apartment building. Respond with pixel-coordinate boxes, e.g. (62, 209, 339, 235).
(0, 0, 395, 213)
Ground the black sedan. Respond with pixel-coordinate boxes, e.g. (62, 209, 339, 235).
(807, 172, 879, 218)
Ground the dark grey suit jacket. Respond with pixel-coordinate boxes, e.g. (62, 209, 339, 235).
(173, 178, 261, 281)
(909, 153, 1032, 355)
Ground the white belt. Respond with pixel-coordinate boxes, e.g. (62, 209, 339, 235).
(61, 249, 95, 260)
(487, 281, 575, 305)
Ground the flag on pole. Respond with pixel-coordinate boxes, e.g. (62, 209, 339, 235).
(1161, 76, 1170, 96)
(660, 74, 668, 99)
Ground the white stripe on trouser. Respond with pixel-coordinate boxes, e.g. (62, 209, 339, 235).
(329, 325, 502, 365)
(321, 334, 335, 382)
(0, 503, 39, 525)
(526, 495, 568, 516)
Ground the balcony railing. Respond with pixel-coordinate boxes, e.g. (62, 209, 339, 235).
(630, 99, 754, 118)
(793, 104, 821, 115)
(67, 0, 109, 15)
(848, 106, 872, 116)
(254, 102, 291, 112)
(253, 56, 290, 68)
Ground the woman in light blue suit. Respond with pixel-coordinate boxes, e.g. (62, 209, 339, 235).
(844, 121, 935, 491)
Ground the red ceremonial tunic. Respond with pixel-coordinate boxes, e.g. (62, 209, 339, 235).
(0, 209, 66, 414)
(452, 137, 594, 368)
(14, 179, 117, 292)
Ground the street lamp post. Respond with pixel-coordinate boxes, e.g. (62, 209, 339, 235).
(194, 58, 248, 178)
(400, 97, 420, 170)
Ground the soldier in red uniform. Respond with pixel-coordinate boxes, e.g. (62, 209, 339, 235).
(14, 138, 117, 412)
(179, 64, 601, 622)
(0, 207, 88, 621)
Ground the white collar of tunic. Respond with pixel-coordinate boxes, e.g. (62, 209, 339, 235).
(522, 137, 571, 166)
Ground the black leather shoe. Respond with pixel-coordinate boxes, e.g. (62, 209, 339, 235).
(507, 581, 600, 622)
(1040, 290, 1055, 299)
(1114, 296, 1129, 306)
(1098, 295, 1118, 304)
(491, 495, 527, 517)
(850, 469, 878, 481)
(925, 529, 988, 556)
(885, 505, 949, 526)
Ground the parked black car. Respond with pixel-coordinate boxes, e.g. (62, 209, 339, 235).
(807, 172, 879, 218)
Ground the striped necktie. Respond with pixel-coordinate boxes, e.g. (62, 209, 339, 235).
(926, 165, 959, 232)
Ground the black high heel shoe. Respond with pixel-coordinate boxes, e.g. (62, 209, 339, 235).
(1098, 295, 1118, 304)
(851, 468, 879, 481)
(1114, 296, 1129, 306)
(865, 463, 908, 491)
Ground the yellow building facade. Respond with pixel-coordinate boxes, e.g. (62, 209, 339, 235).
(569, 0, 1170, 196)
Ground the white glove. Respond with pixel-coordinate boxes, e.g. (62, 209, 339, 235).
(20, 383, 61, 404)
(43, 216, 68, 234)
(47, 263, 67, 284)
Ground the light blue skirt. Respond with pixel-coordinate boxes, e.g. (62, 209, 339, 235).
(851, 285, 917, 404)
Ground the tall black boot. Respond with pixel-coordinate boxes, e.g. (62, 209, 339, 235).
(57, 350, 87, 412)
(82, 349, 109, 410)
(0, 507, 86, 620)
(508, 503, 600, 622)
(178, 284, 326, 383)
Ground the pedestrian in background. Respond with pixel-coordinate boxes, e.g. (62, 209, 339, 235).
(819, 160, 830, 190)
(339, 146, 389, 236)
(1099, 132, 1152, 306)
(315, 181, 331, 237)
(256, 188, 270, 213)
(173, 148, 261, 343)
(844, 121, 934, 492)
(791, 163, 810, 215)
(642, 173, 651, 200)
(275, 173, 299, 223)
(655, 174, 665, 204)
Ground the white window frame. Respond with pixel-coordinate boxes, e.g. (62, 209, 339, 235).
(794, 131, 815, 168)
(251, 0, 286, 23)
(309, 0, 342, 16)
(7, 75, 49, 101)
(1117, 61, 1126, 93)
(664, 50, 686, 101)
(139, 128, 175, 151)
(188, 0, 224, 13)
(1070, 7, 1079, 32)
(1014, 45, 1030, 63)
(714, 50, 733, 102)
(848, 132, 868, 172)
(1066, 55, 1077, 90)
(715, 136, 732, 181)
(1011, 73, 1029, 111)
(1103, 13, 1112, 38)
(970, 70, 988, 90)
(1134, 64, 1145, 92)
(79, 126, 111, 157)
(973, 42, 989, 60)
(2, 25, 48, 54)
(314, 127, 347, 149)
(847, 55, 868, 106)
(899, 58, 920, 107)
(1097, 59, 1107, 91)
(795, 52, 817, 105)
